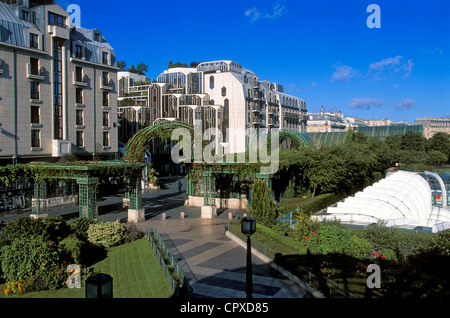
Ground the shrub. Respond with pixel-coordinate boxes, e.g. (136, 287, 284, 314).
(123, 223, 144, 243)
(248, 180, 277, 226)
(1, 236, 60, 282)
(41, 215, 70, 241)
(364, 221, 399, 251)
(59, 235, 84, 264)
(69, 217, 98, 241)
(377, 248, 397, 261)
(2, 216, 46, 241)
(304, 222, 353, 255)
(349, 234, 374, 259)
(87, 222, 126, 248)
(432, 229, 450, 256)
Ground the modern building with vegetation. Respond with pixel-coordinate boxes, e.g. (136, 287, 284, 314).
(117, 60, 308, 154)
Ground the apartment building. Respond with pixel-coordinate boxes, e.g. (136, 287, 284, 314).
(414, 116, 450, 139)
(0, 0, 118, 165)
(118, 60, 308, 154)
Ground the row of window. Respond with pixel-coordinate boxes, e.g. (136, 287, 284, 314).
(31, 130, 110, 148)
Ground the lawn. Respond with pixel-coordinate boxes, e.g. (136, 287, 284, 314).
(0, 238, 174, 298)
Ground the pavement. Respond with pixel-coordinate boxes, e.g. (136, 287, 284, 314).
(0, 176, 318, 299)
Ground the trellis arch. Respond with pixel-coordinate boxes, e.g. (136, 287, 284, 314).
(248, 130, 314, 152)
(124, 120, 197, 163)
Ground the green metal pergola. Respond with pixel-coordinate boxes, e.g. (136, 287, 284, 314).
(5, 161, 146, 219)
(186, 163, 273, 209)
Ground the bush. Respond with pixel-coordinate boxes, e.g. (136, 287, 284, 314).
(2, 217, 46, 241)
(59, 235, 84, 264)
(124, 223, 144, 243)
(304, 222, 353, 255)
(349, 234, 374, 259)
(364, 221, 399, 251)
(248, 180, 277, 226)
(87, 222, 126, 248)
(69, 217, 98, 241)
(41, 215, 70, 241)
(1, 236, 60, 282)
(377, 248, 397, 261)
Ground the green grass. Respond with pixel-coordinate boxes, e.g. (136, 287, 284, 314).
(0, 238, 174, 298)
(278, 193, 335, 210)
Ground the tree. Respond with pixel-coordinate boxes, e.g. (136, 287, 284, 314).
(136, 62, 149, 75)
(400, 131, 427, 152)
(429, 132, 450, 159)
(117, 60, 127, 70)
(248, 179, 277, 226)
(427, 150, 448, 166)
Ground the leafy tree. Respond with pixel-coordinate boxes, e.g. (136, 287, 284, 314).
(117, 60, 127, 70)
(428, 132, 450, 159)
(136, 62, 149, 75)
(427, 150, 448, 166)
(400, 131, 427, 152)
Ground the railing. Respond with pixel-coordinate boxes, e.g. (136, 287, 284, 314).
(225, 223, 358, 298)
(147, 227, 185, 292)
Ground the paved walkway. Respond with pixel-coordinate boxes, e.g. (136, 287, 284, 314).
(0, 176, 318, 298)
(137, 218, 315, 298)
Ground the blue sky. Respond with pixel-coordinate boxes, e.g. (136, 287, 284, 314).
(58, 0, 450, 123)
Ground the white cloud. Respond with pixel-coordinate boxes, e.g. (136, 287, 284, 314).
(245, 1, 286, 22)
(331, 62, 359, 82)
(368, 56, 413, 78)
(348, 98, 384, 110)
(395, 98, 416, 110)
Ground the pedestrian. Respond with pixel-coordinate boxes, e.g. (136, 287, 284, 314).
(0, 220, 5, 231)
(178, 179, 182, 193)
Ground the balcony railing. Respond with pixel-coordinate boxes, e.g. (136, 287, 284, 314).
(27, 64, 45, 80)
(100, 77, 113, 91)
(73, 72, 88, 87)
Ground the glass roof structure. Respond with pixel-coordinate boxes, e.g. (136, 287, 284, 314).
(308, 132, 347, 146)
(307, 124, 424, 146)
(355, 124, 423, 139)
(315, 171, 450, 232)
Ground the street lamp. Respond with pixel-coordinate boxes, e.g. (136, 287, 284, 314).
(241, 216, 256, 298)
(85, 273, 113, 298)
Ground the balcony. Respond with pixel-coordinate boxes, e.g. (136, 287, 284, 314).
(100, 77, 113, 91)
(73, 72, 88, 87)
(27, 64, 45, 81)
(47, 24, 70, 40)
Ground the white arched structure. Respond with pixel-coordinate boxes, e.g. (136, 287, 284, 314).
(315, 171, 450, 232)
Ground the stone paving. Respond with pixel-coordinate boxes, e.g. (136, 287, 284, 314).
(137, 217, 315, 298)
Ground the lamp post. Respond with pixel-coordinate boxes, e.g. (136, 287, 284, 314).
(85, 273, 113, 298)
(241, 216, 256, 298)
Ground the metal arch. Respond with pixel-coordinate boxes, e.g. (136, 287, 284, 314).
(124, 120, 196, 163)
(248, 130, 313, 152)
(425, 171, 448, 208)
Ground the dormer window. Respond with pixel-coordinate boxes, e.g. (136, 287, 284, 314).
(21, 10, 29, 21)
(94, 32, 101, 41)
(74, 44, 83, 58)
(29, 33, 38, 49)
(102, 51, 108, 65)
(48, 12, 66, 27)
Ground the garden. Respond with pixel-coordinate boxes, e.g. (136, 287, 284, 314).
(241, 131, 450, 298)
(0, 216, 173, 298)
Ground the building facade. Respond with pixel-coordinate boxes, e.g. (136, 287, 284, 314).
(414, 117, 450, 139)
(0, 0, 118, 165)
(118, 60, 308, 154)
